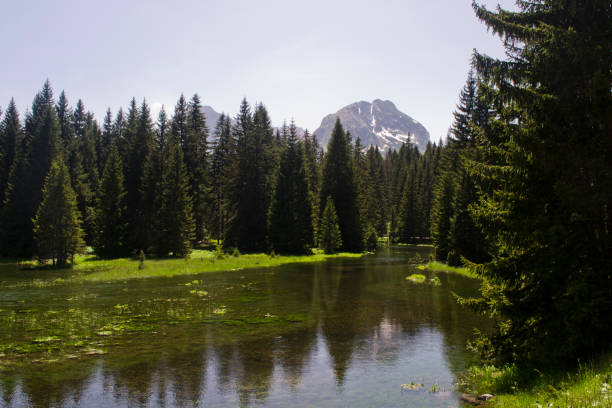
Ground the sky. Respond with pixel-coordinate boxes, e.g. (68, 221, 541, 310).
(0, 0, 516, 142)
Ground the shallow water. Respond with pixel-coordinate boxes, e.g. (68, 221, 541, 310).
(0, 246, 487, 407)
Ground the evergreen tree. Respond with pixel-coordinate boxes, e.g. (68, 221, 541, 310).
(0, 100, 23, 213)
(320, 119, 363, 252)
(1, 81, 61, 257)
(158, 133, 195, 257)
(33, 158, 84, 266)
(319, 197, 342, 254)
(99, 108, 114, 169)
(268, 121, 314, 254)
(210, 114, 234, 241)
(462, 0, 612, 364)
(431, 166, 454, 261)
(398, 159, 420, 242)
(185, 94, 209, 244)
(93, 143, 127, 258)
(225, 99, 275, 252)
(55, 91, 73, 146)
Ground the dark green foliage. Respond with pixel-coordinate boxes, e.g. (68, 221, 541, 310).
(0, 85, 446, 266)
(124, 100, 157, 252)
(185, 94, 209, 244)
(33, 158, 84, 266)
(303, 129, 323, 241)
(430, 70, 489, 262)
(461, 0, 612, 365)
(431, 170, 454, 260)
(157, 133, 195, 257)
(1, 81, 61, 257)
(398, 159, 420, 242)
(210, 114, 233, 242)
(320, 119, 363, 252)
(364, 224, 378, 252)
(268, 121, 314, 254)
(225, 100, 276, 252)
(0, 100, 23, 213)
(319, 197, 342, 254)
(94, 143, 127, 258)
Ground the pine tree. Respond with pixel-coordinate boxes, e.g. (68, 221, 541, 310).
(33, 158, 84, 266)
(124, 99, 157, 252)
(225, 99, 275, 252)
(158, 133, 195, 257)
(462, 0, 612, 364)
(210, 114, 234, 242)
(56, 91, 73, 146)
(319, 197, 342, 254)
(431, 165, 454, 261)
(398, 159, 420, 242)
(0, 99, 23, 213)
(268, 121, 314, 254)
(93, 143, 127, 258)
(1, 81, 61, 257)
(99, 108, 114, 169)
(185, 94, 209, 244)
(320, 119, 363, 252)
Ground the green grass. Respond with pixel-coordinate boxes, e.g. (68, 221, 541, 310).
(421, 261, 477, 279)
(406, 273, 426, 283)
(69, 249, 363, 281)
(460, 353, 612, 407)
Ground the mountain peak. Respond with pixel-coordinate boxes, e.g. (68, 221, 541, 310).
(314, 100, 429, 152)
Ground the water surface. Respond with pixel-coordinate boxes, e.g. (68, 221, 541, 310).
(0, 246, 487, 407)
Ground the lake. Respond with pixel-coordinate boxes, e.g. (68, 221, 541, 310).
(0, 245, 487, 407)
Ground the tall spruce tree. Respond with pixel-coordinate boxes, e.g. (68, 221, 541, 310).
(185, 94, 209, 244)
(461, 0, 612, 364)
(210, 114, 234, 242)
(319, 197, 342, 254)
(320, 119, 363, 252)
(225, 99, 275, 252)
(33, 158, 84, 266)
(124, 99, 157, 252)
(268, 121, 314, 254)
(158, 133, 195, 257)
(94, 143, 127, 258)
(0, 100, 23, 213)
(1, 81, 61, 257)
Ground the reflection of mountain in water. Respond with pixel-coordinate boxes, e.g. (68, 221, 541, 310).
(1, 246, 487, 407)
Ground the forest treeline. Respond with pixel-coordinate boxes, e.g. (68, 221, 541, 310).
(0, 86, 442, 264)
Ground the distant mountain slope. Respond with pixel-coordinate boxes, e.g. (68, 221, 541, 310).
(313, 99, 430, 152)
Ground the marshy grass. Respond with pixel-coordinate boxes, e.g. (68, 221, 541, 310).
(420, 261, 477, 279)
(461, 353, 612, 408)
(406, 273, 426, 283)
(69, 250, 363, 282)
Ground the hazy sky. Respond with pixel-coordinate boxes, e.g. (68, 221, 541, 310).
(0, 0, 515, 141)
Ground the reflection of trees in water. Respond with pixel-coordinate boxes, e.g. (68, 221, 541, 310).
(3, 247, 487, 406)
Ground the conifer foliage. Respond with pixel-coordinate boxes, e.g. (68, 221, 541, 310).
(268, 121, 313, 254)
(318, 198, 342, 254)
(460, 0, 612, 364)
(33, 158, 84, 266)
(94, 143, 127, 258)
(0, 82, 445, 264)
(157, 134, 195, 257)
(320, 119, 363, 252)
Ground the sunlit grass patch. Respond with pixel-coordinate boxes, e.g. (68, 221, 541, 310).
(461, 353, 612, 408)
(406, 274, 426, 283)
(421, 261, 477, 279)
(70, 250, 364, 282)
